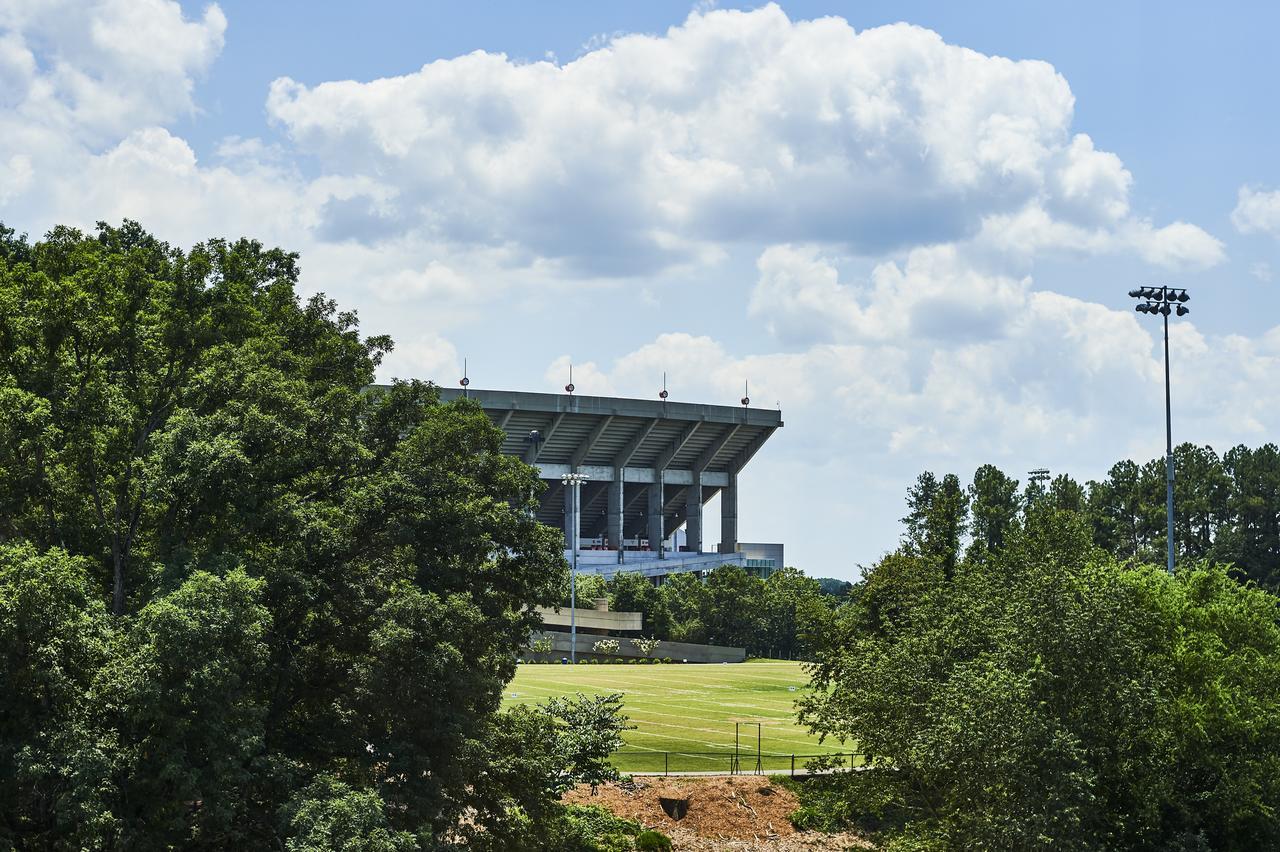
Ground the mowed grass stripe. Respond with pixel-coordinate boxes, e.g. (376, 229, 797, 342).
(505, 660, 848, 770)
(509, 688, 807, 723)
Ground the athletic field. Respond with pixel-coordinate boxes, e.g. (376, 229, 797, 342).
(504, 660, 854, 773)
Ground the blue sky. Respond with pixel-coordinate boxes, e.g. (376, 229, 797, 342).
(4, 1, 1279, 578)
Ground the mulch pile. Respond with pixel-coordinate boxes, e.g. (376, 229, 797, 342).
(564, 776, 872, 851)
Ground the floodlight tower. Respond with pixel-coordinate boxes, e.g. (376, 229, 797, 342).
(561, 471, 589, 662)
(1128, 286, 1191, 575)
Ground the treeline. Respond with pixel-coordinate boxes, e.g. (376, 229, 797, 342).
(903, 443, 1280, 587)
(798, 510, 1280, 849)
(567, 566, 838, 659)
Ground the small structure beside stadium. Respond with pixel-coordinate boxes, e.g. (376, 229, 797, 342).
(437, 387, 784, 580)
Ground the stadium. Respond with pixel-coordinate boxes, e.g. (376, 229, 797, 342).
(437, 386, 784, 580)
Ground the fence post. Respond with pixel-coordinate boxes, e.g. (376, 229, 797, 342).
(790, 754, 795, 777)
(664, 752, 668, 777)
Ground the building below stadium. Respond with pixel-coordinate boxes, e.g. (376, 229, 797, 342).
(436, 387, 784, 580)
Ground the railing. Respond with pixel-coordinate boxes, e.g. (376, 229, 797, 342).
(611, 750, 864, 777)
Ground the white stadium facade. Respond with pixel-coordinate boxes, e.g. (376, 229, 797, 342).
(435, 387, 784, 580)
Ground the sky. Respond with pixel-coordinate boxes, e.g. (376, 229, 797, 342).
(3, 1, 1279, 579)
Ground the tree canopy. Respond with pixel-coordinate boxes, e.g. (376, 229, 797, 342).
(800, 504, 1280, 849)
(0, 222, 574, 848)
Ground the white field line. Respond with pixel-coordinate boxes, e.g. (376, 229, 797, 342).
(539, 668, 815, 687)
(621, 716, 830, 751)
(513, 671, 813, 695)
(506, 685, 798, 721)
(508, 692, 804, 722)
(506, 681, 805, 720)
(508, 688, 821, 748)
(507, 694, 805, 722)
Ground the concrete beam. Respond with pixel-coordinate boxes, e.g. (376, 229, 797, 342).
(613, 418, 658, 468)
(692, 424, 739, 473)
(525, 413, 565, 464)
(436, 387, 784, 430)
(570, 415, 614, 468)
(654, 421, 702, 471)
(728, 427, 775, 474)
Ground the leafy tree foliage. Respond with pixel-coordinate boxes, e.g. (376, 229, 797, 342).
(902, 471, 969, 577)
(608, 570, 670, 637)
(801, 513, 1280, 849)
(760, 567, 827, 660)
(599, 565, 829, 658)
(920, 445, 1280, 590)
(542, 693, 632, 792)
(967, 463, 1020, 558)
(0, 222, 567, 848)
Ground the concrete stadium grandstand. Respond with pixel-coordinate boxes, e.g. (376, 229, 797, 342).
(434, 386, 784, 580)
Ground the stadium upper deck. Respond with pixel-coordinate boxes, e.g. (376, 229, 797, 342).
(435, 387, 783, 578)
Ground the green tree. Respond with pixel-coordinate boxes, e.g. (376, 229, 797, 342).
(903, 471, 969, 578)
(0, 222, 567, 848)
(102, 569, 271, 847)
(281, 776, 417, 852)
(967, 464, 1020, 558)
(608, 571, 670, 637)
(1046, 472, 1086, 514)
(658, 572, 709, 644)
(562, 572, 608, 608)
(0, 544, 113, 846)
(1085, 459, 1145, 560)
(801, 513, 1280, 849)
(542, 693, 632, 792)
(1214, 443, 1280, 587)
(760, 566, 826, 659)
(702, 565, 765, 650)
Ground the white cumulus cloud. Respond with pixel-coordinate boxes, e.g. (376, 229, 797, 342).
(1232, 186, 1280, 237)
(262, 4, 1217, 276)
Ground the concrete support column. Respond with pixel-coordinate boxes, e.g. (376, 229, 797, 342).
(646, 474, 664, 558)
(685, 482, 703, 553)
(608, 471, 624, 560)
(718, 472, 738, 554)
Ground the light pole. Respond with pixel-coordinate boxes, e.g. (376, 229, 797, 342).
(1128, 285, 1190, 575)
(561, 471, 589, 662)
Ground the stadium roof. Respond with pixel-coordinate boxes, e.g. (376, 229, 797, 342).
(435, 387, 782, 540)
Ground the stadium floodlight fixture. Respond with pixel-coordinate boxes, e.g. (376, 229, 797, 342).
(561, 471, 590, 663)
(1126, 285, 1192, 576)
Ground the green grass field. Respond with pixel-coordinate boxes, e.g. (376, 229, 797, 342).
(504, 660, 853, 773)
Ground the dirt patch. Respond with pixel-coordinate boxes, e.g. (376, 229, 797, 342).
(564, 777, 872, 850)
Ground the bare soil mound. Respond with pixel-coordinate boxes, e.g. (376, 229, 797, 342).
(564, 777, 871, 851)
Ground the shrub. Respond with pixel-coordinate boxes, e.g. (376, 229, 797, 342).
(635, 829, 673, 851)
(592, 638, 620, 655)
(630, 636, 662, 657)
(563, 804, 642, 852)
